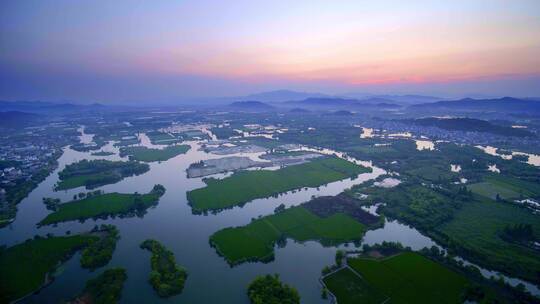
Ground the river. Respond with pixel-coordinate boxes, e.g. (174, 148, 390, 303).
(1, 129, 538, 303)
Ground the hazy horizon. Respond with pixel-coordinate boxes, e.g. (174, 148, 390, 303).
(1, 1, 540, 103)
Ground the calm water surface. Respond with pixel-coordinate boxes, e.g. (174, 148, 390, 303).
(1, 132, 538, 303)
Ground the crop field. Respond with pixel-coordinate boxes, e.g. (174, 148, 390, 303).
(188, 157, 371, 212)
(210, 206, 365, 265)
(0, 235, 96, 303)
(347, 252, 469, 304)
(146, 131, 182, 145)
(120, 145, 190, 162)
(405, 165, 457, 182)
(438, 197, 540, 282)
(468, 174, 540, 200)
(39, 190, 163, 225)
(323, 268, 388, 304)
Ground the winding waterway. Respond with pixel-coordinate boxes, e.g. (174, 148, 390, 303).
(1, 129, 538, 303)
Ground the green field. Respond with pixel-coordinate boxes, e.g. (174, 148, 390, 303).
(120, 145, 190, 162)
(90, 151, 115, 156)
(323, 268, 388, 304)
(188, 157, 371, 212)
(146, 131, 183, 145)
(346, 252, 469, 304)
(0, 235, 97, 303)
(39, 185, 165, 225)
(56, 159, 149, 190)
(211, 206, 366, 265)
(467, 174, 540, 200)
(438, 197, 540, 283)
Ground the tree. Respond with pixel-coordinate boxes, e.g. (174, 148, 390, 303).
(335, 250, 345, 267)
(247, 274, 300, 304)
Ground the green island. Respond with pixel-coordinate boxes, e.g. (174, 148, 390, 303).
(55, 159, 149, 190)
(39, 184, 166, 225)
(70, 268, 127, 304)
(119, 144, 190, 162)
(80, 225, 120, 270)
(113, 137, 140, 147)
(210, 195, 380, 265)
(146, 131, 183, 145)
(140, 239, 188, 298)
(188, 157, 371, 213)
(324, 251, 469, 304)
(0, 234, 97, 303)
(90, 151, 115, 156)
(247, 274, 300, 304)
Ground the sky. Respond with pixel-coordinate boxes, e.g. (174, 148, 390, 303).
(1, 0, 540, 103)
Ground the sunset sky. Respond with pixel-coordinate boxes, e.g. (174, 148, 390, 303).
(1, 1, 540, 103)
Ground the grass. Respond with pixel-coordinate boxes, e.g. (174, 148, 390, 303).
(347, 252, 469, 304)
(188, 157, 371, 212)
(210, 206, 366, 265)
(120, 145, 190, 162)
(438, 197, 540, 283)
(146, 131, 183, 145)
(39, 185, 165, 225)
(0, 235, 97, 303)
(468, 174, 540, 200)
(322, 268, 388, 304)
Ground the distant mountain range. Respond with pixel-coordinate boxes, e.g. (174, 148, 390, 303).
(225, 90, 442, 105)
(286, 97, 402, 109)
(343, 93, 443, 105)
(409, 97, 540, 113)
(240, 90, 330, 103)
(228, 101, 275, 111)
(405, 117, 534, 137)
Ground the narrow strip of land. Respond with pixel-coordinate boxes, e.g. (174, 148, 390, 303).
(39, 184, 166, 225)
(188, 157, 371, 212)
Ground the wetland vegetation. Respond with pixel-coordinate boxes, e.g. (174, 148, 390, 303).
(210, 195, 380, 265)
(80, 225, 120, 270)
(0, 234, 97, 303)
(70, 268, 127, 304)
(140, 239, 188, 298)
(119, 145, 190, 162)
(56, 159, 149, 190)
(188, 157, 371, 213)
(247, 274, 300, 304)
(39, 184, 166, 225)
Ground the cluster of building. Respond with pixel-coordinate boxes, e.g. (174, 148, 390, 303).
(364, 120, 539, 152)
(0, 124, 78, 216)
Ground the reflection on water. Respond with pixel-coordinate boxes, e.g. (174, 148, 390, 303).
(415, 140, 435, 151)
(78, 126, 94, 144)
(2, 135, 538, 302)
(360, 127, 374, 139)
(488, 164, 500, 173)
(476, 145, 540, 167)
(373, 178, 401, 188)
(362, 219, 437, 250)
(450, 164, 461, 172)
